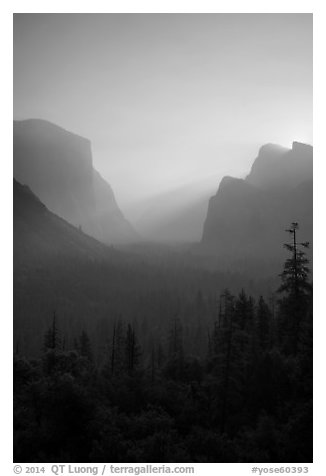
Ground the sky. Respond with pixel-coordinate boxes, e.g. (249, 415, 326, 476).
(13, 13, 312, 222)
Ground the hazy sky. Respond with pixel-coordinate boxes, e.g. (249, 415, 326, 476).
(13, 13, 312, 219)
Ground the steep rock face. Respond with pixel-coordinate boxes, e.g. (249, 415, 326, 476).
(203, 177, 267, 255)
(200, 142, 313, 273)
(246, 142, 313, 190)
(13, 119, 137, 244)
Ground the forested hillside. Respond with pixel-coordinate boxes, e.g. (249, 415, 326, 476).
(14, 222, 312, 462)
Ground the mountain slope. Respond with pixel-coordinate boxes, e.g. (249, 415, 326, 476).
(13, 179, 124, 267)
(13, 119, 137, 244)
(14, 178, 136, 355)
(199, 142, 313, 274)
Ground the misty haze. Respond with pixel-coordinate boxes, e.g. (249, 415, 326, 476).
(13, 13, 312, 464)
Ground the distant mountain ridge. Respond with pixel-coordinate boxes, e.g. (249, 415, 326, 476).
(13, 119, 138, 245)
(199, 141, 312, 274)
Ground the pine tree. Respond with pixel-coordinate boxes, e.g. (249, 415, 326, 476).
(108, 318, 125, 376)
(157, 341, 165, 369)
(165, 313, 185, 380)
(42, 311, 63, 375)
(277, 222, 311, 354)
(168, 315, 184, 359)
(111, 320, 117, 375)
(278, 222, 310, 298)
(256, 296, 271, 350)
(234, 289, 254, 331)
(78, 330, 93, 362)
(125, 323, 141, 374)
(43, 311, 60, 351)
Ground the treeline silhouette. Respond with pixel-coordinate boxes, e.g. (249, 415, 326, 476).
(13, 224, 312, 462)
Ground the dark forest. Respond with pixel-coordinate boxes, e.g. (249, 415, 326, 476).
(14, 222, 312, 463)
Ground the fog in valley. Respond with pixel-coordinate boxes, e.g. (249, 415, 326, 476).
(13, 13, 313, 464)
(14, 14, 312, 239)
